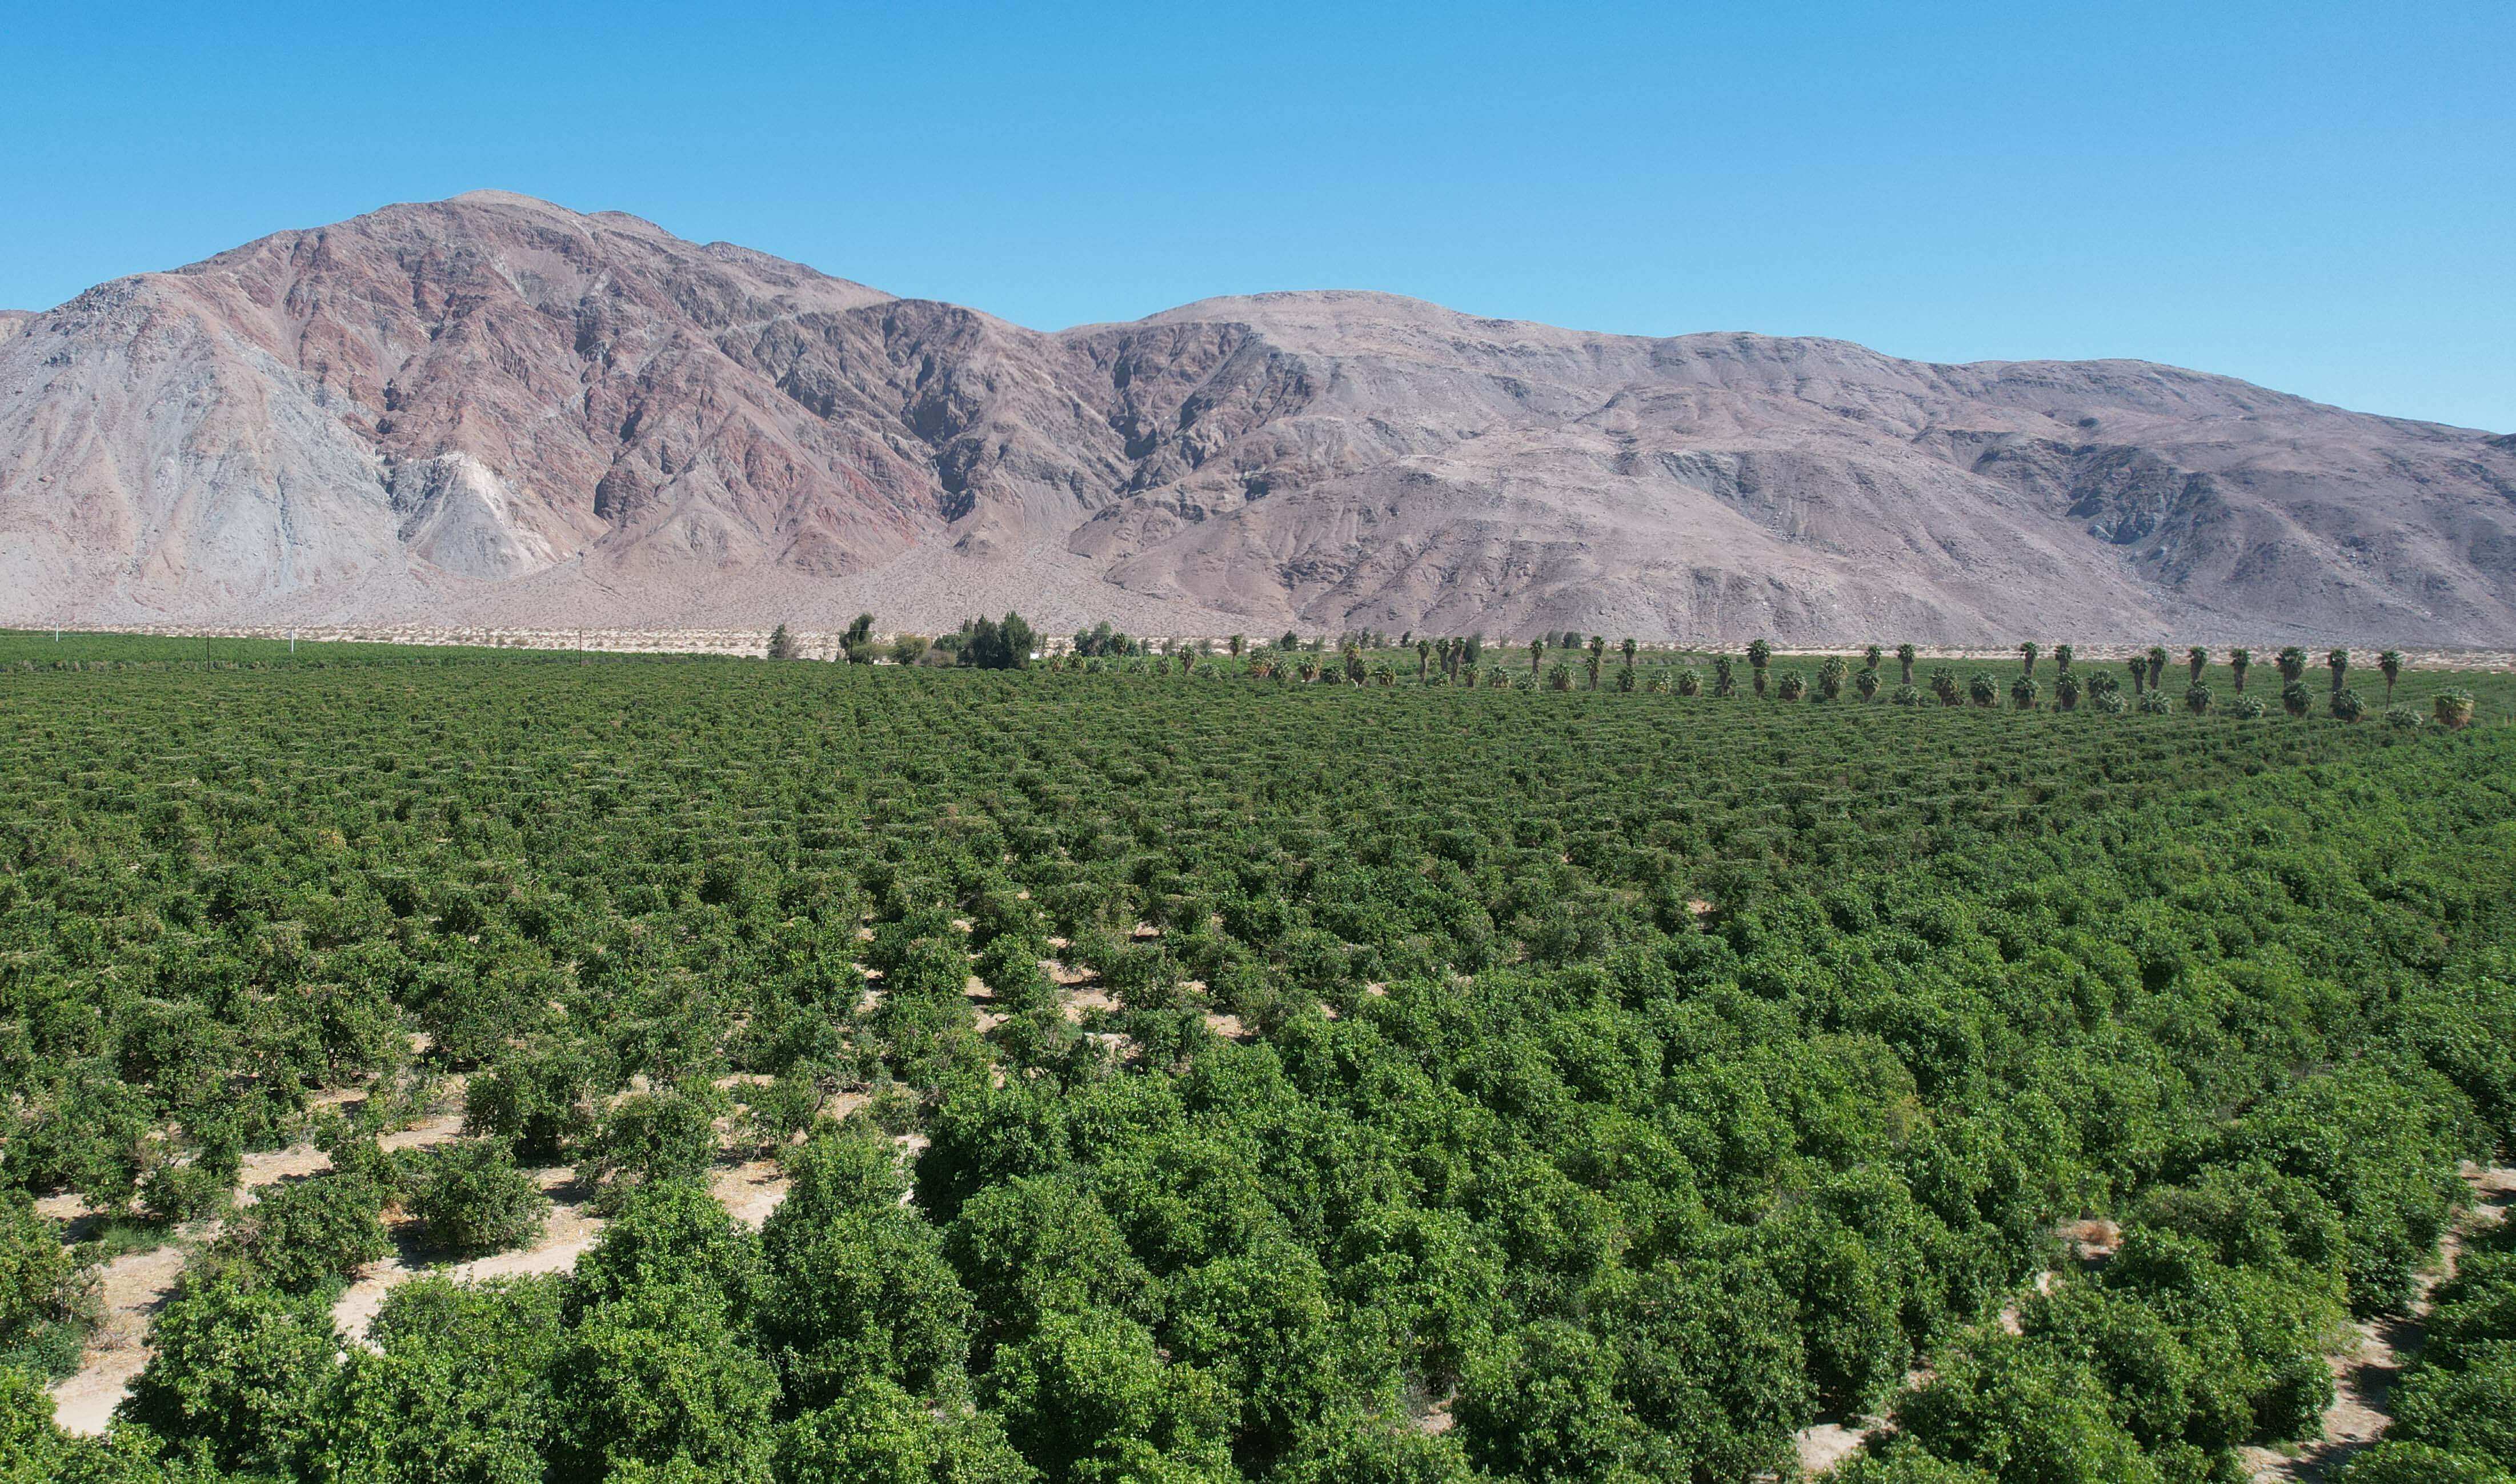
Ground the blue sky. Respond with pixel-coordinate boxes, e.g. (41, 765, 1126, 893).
(7, 1, 2510, 430)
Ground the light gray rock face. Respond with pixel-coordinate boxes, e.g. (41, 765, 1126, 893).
(3, 195, 2511, 641)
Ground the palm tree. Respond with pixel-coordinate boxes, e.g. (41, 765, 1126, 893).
(2019, 641, 2040, 677)
(1967, 673, 1998, 707)
(2187, 647, 2208, 685)
(1896, 643, 1916, 685)
(2126, 659, 2147, 697)
(1228, 633, 1245, 658)
(1854, 668, 1880, 703)
(2229, 648, 2250, 692)
(2054, 643, 2074, 674)
(2281, 681, 2311, 717)
(1677, 669, 1702, 697)
(2185, 684, 2212, 716)
(1417, 638, 1433, 682)
(2329, 687, 2364, 722)
(2012, 675, 2040, 710)
(1863, 644, 1884, 673)
(1528, 639, 1544, 681)
(2327, 648, 2349, 695)
(1584, 652, 1602, 691)
(2277, 646, 2308, 684)
(1818, 653, 1848, 701)
(1776, 669, 1807, 701)
(2378, 650, 2403, 704)
(1462, 663, 1481, 689)
(1547, 661, 1573, 692)
(1930, 667, 1961, 707)
(1614, 665, 1637, 693)
(2145, 646, 2168, 692)
(2054, 671, 2082, 711)
(1711, 655, 1736, 697)
(1747, 640, 1772, 696)
(1620, 637, 1637, 670)
(1371, 661, 1394, 686)
(2434, 689, 2475, 729)
(1296, 658, 1320, 684)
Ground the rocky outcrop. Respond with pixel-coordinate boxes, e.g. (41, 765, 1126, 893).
(3, 194, 2511, 641)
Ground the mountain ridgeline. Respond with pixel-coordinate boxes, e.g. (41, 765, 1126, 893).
(2, 191, 2511, 642)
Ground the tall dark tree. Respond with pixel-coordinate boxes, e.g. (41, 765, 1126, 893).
(2145, 645, 2169, 691)
(2054, 643, 2074, 673)
(2188, 646, 2209, 684)
(2018, 641, 2040, 677)
(2377, 650, 2403, 703)
(2229, 647, 2251, 692)
(1748, 640, 1773, 697)
(2327, 648, 2350, 694)
(766, 624, 799, 661)
(2277, 645, 2309, 683)
(959, 613, 1036, 671)
(1896, 643, 1917, 684)
(1863, 644, 1884, 673)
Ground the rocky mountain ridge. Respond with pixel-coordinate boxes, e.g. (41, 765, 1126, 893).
(3, 191, 2510, 642)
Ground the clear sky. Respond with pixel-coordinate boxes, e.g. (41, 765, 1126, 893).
(7, 1, 2510, 430)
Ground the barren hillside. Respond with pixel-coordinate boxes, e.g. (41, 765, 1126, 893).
(3, 193, 2510, 641)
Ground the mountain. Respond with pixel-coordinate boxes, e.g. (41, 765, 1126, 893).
(3, 191, 2511, 643)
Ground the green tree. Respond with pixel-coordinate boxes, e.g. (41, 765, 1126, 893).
(1864, 644, 1884, 673)
(1896, 643, 1917, 684)
(1748, 640, 1772, 696)
(550, 1282, 780, 1484)
(766, 625, 799, 661)
(2229, 647, 2251, 692)
(123, 1273, 339, 1475)
(2013, 675, 2040, 710)
(773, 1376, 1036, 1484)
(2435, 689, 2477, 729)
(1968, 672, 1998, 708)
(2378, 650, 2403, 703)
(318, 1274, 567, 1484)
(2277, 645, 2308, 683)
(1777, 669, 1807, 701)
(2186, 646, 2207, 684)
(2331, 687, 2366, 722)
(222, 1173, 390, 1296)
(578, 1086, 723, 1209)
(2018, 641, 2040, 677)
(2054, 642, 2074, 673)
(2145, 645, 2168, 691)
(982, 1308, 1235, 1484)
(2282, 681, 2313, 717)
(2185, 684, 2213, 716)
(1819, 654, 1849, 701)
(2328, 648, 2350, 694)
(410, 1140, 550, 1258)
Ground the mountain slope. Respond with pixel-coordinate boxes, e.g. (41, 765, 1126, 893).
(3, 194, 2510, 641)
